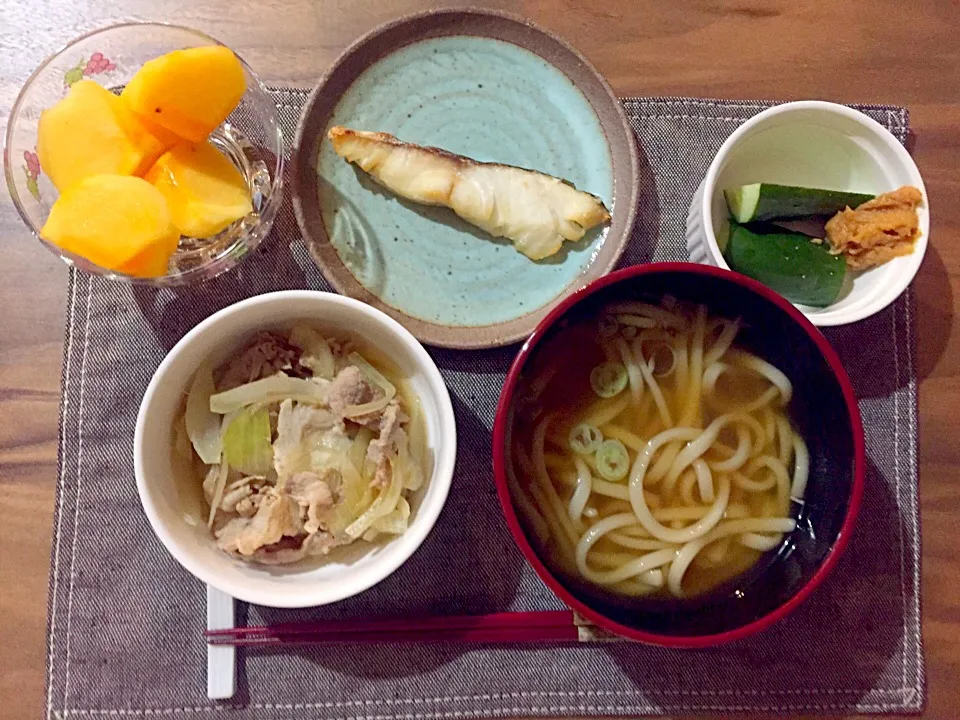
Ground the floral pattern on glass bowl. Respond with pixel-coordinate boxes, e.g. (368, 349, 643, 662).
(3, 22, 284, 286)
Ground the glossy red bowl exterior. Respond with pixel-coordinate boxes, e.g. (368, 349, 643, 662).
(492, 262, 865, 648)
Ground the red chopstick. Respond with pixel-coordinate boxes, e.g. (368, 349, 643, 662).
(205, 610, 580, 647)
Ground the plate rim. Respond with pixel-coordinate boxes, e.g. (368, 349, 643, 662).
(292, 7, 639, 349)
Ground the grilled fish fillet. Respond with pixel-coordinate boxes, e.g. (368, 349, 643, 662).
(328, 126, 611, 260)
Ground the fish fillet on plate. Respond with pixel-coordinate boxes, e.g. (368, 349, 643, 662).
(328, 126, 611, 260)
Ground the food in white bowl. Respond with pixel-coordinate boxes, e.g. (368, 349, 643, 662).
(686, 101, 929, 326)
(720, 182, 923, 307)
(135, 291, 456, 608)
(179, 325, 428, 565)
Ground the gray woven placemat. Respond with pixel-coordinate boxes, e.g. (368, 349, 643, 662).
(45, 92, 923, 719)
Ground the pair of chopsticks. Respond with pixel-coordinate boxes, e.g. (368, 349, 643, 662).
(205, 609, 581, 647)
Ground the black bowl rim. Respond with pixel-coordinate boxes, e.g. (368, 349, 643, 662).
(491, 261, 866, 648)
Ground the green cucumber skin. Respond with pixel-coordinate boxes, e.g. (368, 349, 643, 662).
(726, 183, 875, 222)
(724, 223, 846, 307)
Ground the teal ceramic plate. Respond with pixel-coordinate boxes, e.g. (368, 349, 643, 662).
(293, 9, 638, 348)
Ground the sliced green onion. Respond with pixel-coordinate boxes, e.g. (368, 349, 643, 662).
(598, 314, 619, 338)
(569, 423, 603, 455)
(596, 439, 630, 481)
(590, 362, 628, 398)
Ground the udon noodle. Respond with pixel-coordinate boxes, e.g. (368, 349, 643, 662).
(510, 300, 808, 599)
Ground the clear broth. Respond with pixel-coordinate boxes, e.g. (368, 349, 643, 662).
(511, 311, 797, 602)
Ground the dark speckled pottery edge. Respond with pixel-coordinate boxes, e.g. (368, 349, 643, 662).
(292, 7, 640, 350)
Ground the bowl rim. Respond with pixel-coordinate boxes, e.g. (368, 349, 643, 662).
(134, 289, 457, 608)
(697, 99, 929, 327)
(3, 21, 285, 287)
(492, 261, 866, 647)
(290, 6, 639, 349)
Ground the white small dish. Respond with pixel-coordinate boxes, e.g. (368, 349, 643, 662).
(685, 100, 929, 326)
(135, 290, 457, 608)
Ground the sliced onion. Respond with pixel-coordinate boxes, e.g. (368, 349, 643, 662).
(210, 374, 329, 414)
(325, 456, 369, 534)
(345, 458, 404, 539)
(348, 427, 374, 474)
(407, 394, 429, 478)
(371, 496, 411, 535)
(185, 362, 222, 464)
(395, 442, 423, 491)
(342, 396, 391, 420)
(342, 352, 396, 418)
(289, 324, 335, 379)
(206, 462, 229, 529)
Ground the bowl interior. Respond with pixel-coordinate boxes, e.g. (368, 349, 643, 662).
(704, 105, 928, 325)
(4, 22, 284, 285)
(498, 267, 860, 640)
(136, 292, 454, 607)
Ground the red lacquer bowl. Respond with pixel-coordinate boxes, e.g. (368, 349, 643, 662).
(492, 262, 865, 647)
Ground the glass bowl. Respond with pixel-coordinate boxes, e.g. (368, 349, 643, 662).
(3, 23, 284, 285)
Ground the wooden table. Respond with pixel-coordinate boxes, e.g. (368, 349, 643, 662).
(1, 1, 957, 718)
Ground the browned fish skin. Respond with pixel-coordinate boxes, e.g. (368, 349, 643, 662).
(328, 126, 607, 187)
(331, 127, 466, 170)
(326, 126, 611, 260)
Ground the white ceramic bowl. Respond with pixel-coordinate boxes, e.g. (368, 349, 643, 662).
(686, 101, 929, 326)
(134, 290, 457, 608)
